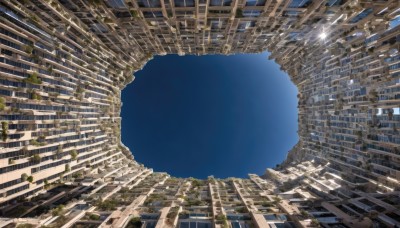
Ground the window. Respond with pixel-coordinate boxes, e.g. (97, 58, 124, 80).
(288, 0, 311, 8)
(210, 0, 231, 6)
(242, 10, 262, 17)
(237, 21, 255, 32)
(210, 19, 226, 30)
(245, 0, 265, 6)
(91, 23, 108, 33)
(284, 10, 301, 17)
(174, 0, 195, 7)
(349, 8, 372, 24)
(137, 0, 162, 8)
(389, 17, 400, 30)
(106, 0, 127, 9)
(326, 0, 342, 6)
(143, 11, 164, 18)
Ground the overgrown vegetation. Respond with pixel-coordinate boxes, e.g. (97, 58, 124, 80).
(1, 121, 8, 141)
(21, 173, 28, 182)
(29, 154, 41, 163)
(215, 213, 228, 227)
(0, 97, 5, 111)
(236, 8, 243, 18)
(70, 150, 78, 160)
(51, 204, 65, 216)
(27, 176, 34, 183)
(95, 199, 118, 211)
(126, 217, 142, 228)
(24, 72, 42, 84)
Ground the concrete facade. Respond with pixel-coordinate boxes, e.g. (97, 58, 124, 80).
(0, 0, 399, 227)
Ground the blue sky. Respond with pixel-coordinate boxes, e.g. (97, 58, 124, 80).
(121, 52, 298, 179)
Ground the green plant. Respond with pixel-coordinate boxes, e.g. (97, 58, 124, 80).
(51, 204, 64, 216)
(24, 45, 33, 54)
(47, 65, 53, 73)
(236, 8, 243, 18)
(27, 176, 34, 183)
(30, 14, 39, 23)
(70, 150, 78, 160)
(24, 72, 42, 84)
(273, 196, 282, 204)
(30, 139, 46, 146)
(166, 206, 179, 220)
(32, 91, 41, 100)
(126, 217, 142, 228)
(30, 154, 41, 163)
(261, 201, 273, 207)
(0, 97, 5, 111)
(103, 17, 113, 23)
(88, 0, 102, 6)
(215, 213, 227, 225)
(235, 206, 248, 213)
(96, 199, 118, 211)
(300, 209, 310, 218)
(88, 213, 100, 220)
(44, 179, 50, 189)
(1, 121, 8, 142)
(369, 89, 378, 103)
(76, 85, 84, 94)
(310, 218, 320, 227)
(72, 172, 83, 178)
(65, 164, 70, 172)
(21, 173, 28, 181)
(191, 178, 203, 187)
(130, 10, 139, 18)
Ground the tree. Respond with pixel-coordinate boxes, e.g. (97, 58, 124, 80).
(51, 204, 64, 216)
(30, 154, 41, 163)
(24, 45, 33, 54)
(88, 0, 102, 6)
(31, 91, 41, 100)
(126, 217, 142, 228)
(70, 150, 78, 160)
(130, 10, 138, 18)
(310, 218, 320, 227)
(1, 121, 8, 142)
(368, 89, 378, 103)
(88, 213, 100, 220)
(24, 72, 42, 84)
(236, 9, 244, 18)
(21, 173, 28, 181)
(0, 97, 5, 111)
(273, 196, 282, 205)
(27, 176, 34, 183)
(215, 213, 228, 227)
(235, 207, 248, 213)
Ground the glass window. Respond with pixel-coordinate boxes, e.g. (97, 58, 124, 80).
(143, 11, 164, 18)
(210, 21, 221, 29)
(210, 0, 231, 6)
(137, 0, 162, 8)
(174, 0, 195, 7)
(389, 17, 400, 30)
(242, 10, 262, 17)
(349, 8, 372, 24)
(326, 0, 342, 6)
(106, 0, 127, 8)
(245, 0, 265, 6)
(288, 0, 311, 8)
(237, 21, 255, 32)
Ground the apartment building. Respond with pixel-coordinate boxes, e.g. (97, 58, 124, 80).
(0, 0, 399, 227)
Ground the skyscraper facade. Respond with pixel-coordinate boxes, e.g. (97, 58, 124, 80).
(0, 0, 399, 227)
